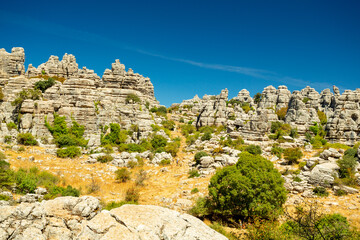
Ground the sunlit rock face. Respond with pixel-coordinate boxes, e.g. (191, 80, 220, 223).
(0, 47, 159, 146)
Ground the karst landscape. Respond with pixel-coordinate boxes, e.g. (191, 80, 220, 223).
(1, 1, 360, 240)
(0, 47, 360, 239)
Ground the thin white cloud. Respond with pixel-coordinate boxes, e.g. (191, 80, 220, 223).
(0, 10, 342, 91)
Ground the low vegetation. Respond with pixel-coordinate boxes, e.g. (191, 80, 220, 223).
(0, 158, 80, 199)
(17, 133, 38, 146)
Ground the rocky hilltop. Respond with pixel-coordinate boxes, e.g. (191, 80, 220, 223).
(0, 47, 159, 147)
(173, 85, 360, 144)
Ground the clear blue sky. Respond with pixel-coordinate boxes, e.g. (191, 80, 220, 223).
(1, 0, 359, 106)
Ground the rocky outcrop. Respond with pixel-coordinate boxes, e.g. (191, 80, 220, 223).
(0, 196, 227, 240)
(0, 47, 25, 80)
(175, 84, 360, 144)
(0, 48, 159, 146)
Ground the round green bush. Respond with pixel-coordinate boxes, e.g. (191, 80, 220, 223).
(208, 152, 287, 221)
(151, 135, 168, 149)
(246, 144, 262, 155)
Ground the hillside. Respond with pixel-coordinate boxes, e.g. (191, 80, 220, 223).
(0, 47, 360, 239)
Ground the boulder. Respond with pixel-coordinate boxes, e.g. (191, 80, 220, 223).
(308, 163, 339, 187)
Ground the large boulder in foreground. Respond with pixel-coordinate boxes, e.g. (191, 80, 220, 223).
(0, 196, 227, 240)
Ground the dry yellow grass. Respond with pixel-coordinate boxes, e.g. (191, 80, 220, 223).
(2, 128, 360, 231)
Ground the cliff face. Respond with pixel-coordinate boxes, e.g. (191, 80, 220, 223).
(0, 48, 158, 146)
(174, 85, 360, 144)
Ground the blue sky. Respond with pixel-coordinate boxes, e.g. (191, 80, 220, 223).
(1, 0, 359, 106)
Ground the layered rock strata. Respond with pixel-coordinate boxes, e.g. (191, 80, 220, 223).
(0, 48, 159, 146)
(175, 85, 360, 144)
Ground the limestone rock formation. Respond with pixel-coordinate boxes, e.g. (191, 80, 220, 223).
(0, 48, 159, 146)
(0, 47, 25, 80)
(0, 196, 227, 240)
(175, 84, 360, 144)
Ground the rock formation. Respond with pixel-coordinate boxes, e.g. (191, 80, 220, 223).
(0, 47, 159, 147)
(175, 85, 360, 144)
(0, 47, 25, 80)
(0, 196, 227, 240)
(0, 46, 359, 146)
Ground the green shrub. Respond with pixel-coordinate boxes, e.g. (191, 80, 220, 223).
(201, 132, 212, 141)
(45, 114, 87, 147)
(115, 168, 131, 182)
(253, 93, 262, 104)
(0, 87, 3, 101)
(126, 143, 146, 153)
(34, 77, 55, 93)
(45, 185, 80, 199)
(293, 176, 302, 182)
(337, 148, 358, 178)
(271, 145, 284, 158)
(241, 102, 254, 113)
(189, 197, 211, 218)
(4, 136, 12, 144)
(186, 135, 197, 146)
(0, 152, 6, 161)
(179, 117, 184, 123)
(289, 128, 298, 138)
(283, 148, 303, 164)
(302, 97, 310, 104)
(125, 187, 139, 202)
(161, 120, 175, 130)
(6, 122, 18, 131)
(15, 169, 37, 193)
(151, 135, 168, 149)
(125, 93, 141, 104)
(56, 146, 81, 158)
(17, 133, 38, 146)
(159, 159, 171, 166)
(194, 151, 208, 165)
(150, 106, 167, 116)
(246, 144, 262, 155)
(180, 124, 196, 136)
(97, 154, 114, 163)
(191, 188, 199, 194)
(101, 123, 128, 145)
(313, 186, 329, 197)
(165, 141, 180, 157)
(0, 194, 10, 201)
(276, 107, 288, 120)
(334, 189, 348, 196)
(0, 159, 15, 190)
(317, 110, 327, 125)
(188, 169, 200, 178)
(102, 144, 114, 154)
(12, 89, 42, 107)
(103, 200, 137, 210)
(207, 152, 287, 221)
(298, 161, 306, 170)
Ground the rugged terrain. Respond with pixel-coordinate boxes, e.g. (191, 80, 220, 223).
(1, 47, 360, 239)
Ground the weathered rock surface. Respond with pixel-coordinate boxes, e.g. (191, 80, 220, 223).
(0, 47, 25, 79)
(0, 48, 159, 146)
(174, 84, 360, 144)
(0, 196, 227, 240)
